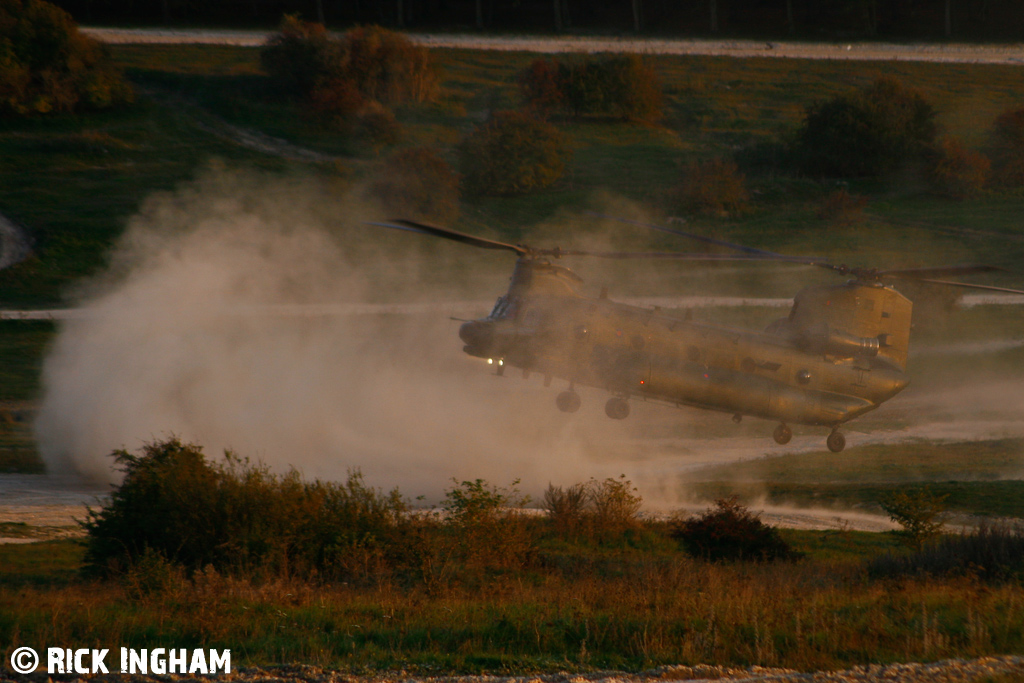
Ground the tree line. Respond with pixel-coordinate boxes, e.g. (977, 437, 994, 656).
(50, 0, 1024, 40)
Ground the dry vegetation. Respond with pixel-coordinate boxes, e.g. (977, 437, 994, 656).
(3, 438, 1019, 673)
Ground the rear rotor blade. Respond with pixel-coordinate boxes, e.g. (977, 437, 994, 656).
(547, 250, 824, 263)
(586, 212, 783, 257)
(585, 211, 836, 269)
(368, 219, 529, 256)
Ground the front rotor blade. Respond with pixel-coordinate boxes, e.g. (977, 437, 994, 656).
(879, 264, 1006, 279)
(911, 278, 1024, 295)
(368, 219, 528, 256)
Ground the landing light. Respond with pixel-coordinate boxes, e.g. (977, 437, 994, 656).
(487, 358, 494, 365)
(498, 359, 504, 366)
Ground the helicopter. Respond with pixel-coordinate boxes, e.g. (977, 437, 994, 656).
(371, 215, 1024, 452)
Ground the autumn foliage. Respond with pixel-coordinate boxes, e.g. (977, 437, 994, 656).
(0, 0, 132, 115)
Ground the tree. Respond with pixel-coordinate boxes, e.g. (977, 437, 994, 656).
(881, 487, 948, 550)
(797, 77, 937, 177)
(0, 0, 132, 115)
(459, 110, 570, 196)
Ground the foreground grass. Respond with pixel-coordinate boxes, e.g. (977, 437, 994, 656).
(2, 534, 1023, 673)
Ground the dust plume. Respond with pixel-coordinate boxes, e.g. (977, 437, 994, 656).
(34, 166, 630, 499)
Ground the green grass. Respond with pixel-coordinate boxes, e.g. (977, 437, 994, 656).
(2, 531, 1023, 673)
(4, 44, 1024, 307)
(681, 439, 1024, 517)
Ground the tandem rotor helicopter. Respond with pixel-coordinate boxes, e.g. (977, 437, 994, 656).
(371, 215, 1024, 452)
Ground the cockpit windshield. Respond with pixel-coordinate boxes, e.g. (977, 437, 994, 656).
(488, 296, 516, 320)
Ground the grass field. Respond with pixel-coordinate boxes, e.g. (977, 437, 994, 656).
(3, 44, 1024, 308)
(2, 526, 1023, 673)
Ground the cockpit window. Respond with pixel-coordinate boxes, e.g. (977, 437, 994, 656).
(489, 296, 515, 320)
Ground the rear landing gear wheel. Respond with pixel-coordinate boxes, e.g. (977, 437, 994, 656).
(827, 430, 846, 453)
(773, 423, 792, 445)
(556, 391, 581, 413)
(605, 397, 630, 420)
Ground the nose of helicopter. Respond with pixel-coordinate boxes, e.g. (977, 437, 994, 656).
(459, 320, 494, 354)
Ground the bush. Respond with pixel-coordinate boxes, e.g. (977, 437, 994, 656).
(671, 498, 801, 562)
(0, 0, 132, 115)
(587, 475, 643, 532)
(797, 77, 937, 177)
(881, 487, 948, 550)
(308, 75, 364, 129)
(82, 437, 411, 582)
(357, 103, 403, 146)
(542, 482, 588, 535)
(261, 19, 437, 131)
(990, 108, 1024, 187)
(369, 147, 459, 222)
(343, 25, 439, 105)
(519, 55, 663, 121)
(441, 478, 533, 571)
(259, 15, 341, 97)
(458, 110, 570, 196)
(518, 57, 563, 115)
(673, 157, 749, 216)
(925, 137, 990, 199)
(868, 522, 1024, 583)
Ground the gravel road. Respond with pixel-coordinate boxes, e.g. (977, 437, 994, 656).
(7, 656, 1024, 683)
(81, 28, 1024, 65)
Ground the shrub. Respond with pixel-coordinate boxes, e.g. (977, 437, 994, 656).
(458, 110, 570, 196)
(519, 55, 663, 121)
(925, 137, 990, 199)
(671, 497, 801, 562)
(357, 103, 402, 146)
(673, 157, 749, 216)
(82, 437, 410, 582)
(260, 19, 437, 113)
(990, 108, 1024, 187)
(342, 25, 439, 105)
(518, 57, 563, 115)
(881, 487, 948, 550)
(817, 188, 868, 225)
(369, 146, 459, 222)
(442, 478, 533, 571)
(543, 482, 588, 534)
(0, 0, 132, 115)
(308, 75, 364, 129)
(868, 522, 1024, 583)
(259, 14, 341, 97)
(797, 77, 937, 177)
(587, 475, 642, 532)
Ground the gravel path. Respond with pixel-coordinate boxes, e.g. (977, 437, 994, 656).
(81, 28, 1024, 65)
(8, 656, 1024, 683)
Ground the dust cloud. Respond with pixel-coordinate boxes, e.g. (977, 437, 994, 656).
(34, 166, 630, 500)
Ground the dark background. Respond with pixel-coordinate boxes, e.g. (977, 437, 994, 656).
(49, 0, 1024, 41)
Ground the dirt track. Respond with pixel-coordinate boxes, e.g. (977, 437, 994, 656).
(82, 27, 1024, 65)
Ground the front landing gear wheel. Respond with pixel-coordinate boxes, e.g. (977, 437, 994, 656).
(556, 391, 581, 413)
(827, 430, 846, 453)
(605, 397, 630, 420)
(773, 423, 792, 445)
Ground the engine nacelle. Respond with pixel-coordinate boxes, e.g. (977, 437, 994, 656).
(798, 324, 883, 358)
